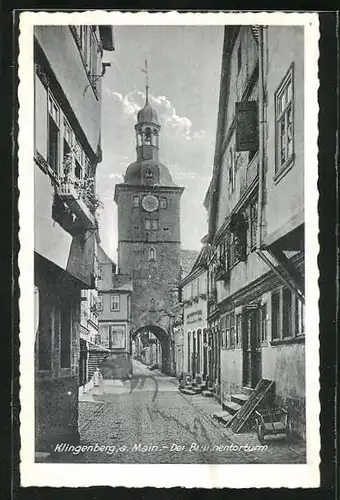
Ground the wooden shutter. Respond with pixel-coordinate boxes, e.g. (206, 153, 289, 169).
(235, 101, 258, 151)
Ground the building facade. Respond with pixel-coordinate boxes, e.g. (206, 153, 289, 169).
(179, 246, 209, 382)
(34, 25, 114, 452)
(205, 26, 305, 436)
(114, 86, 184, 375)
(97, 245, 133, 379)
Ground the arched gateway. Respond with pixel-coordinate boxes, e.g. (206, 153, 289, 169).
(114, 77, 184, 377)
(131, 324, 173, 375)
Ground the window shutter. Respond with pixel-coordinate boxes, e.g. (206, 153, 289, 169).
(235, 101, 258, 152)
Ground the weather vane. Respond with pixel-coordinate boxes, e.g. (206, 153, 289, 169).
(141, 58, 149, 102)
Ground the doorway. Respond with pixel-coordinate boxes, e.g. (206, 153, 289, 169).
(243, 307, 262, 388)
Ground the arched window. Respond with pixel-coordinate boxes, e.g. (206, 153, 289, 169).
(144, 127, 152, 145)
(136, 128, 143, 147)
(148, 247, 156, 261)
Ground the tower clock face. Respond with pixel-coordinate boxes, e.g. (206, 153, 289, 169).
(142, 194, 159, 212)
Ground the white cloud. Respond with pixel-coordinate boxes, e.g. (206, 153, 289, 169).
(193, 129, 207, 141)
(109, 172, 124, 182)
(111, 90, 206, 141)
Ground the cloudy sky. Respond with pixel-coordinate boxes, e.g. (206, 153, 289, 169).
(97, 25, 224, 261)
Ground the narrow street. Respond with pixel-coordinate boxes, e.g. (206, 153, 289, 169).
(50, 360, 305, 464)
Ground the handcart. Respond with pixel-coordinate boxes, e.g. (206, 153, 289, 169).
(254, 406, 293, 444)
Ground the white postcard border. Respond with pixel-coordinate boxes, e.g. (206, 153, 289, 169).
(18, 10, 320, 489)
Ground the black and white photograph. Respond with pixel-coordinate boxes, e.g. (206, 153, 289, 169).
(18, 11, 320, 489)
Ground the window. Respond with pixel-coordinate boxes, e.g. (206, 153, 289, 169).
(230, 312, 235, 348)
(237, 43, 242, 73)
(63, 118, 72, 173)
(271, 287, 303, 341)
(225, 314, 230, 348)
(145, 219, 151, 230)
(133, 225, 140, 231)
(271, 291, 280, 340)
(110, 325, 126, 349)
(282, 288, 292, 338)
(48, 93, 60, 174)
(151, 220, 158, 230)
(163, 227, 170, 232)
(260, 305, 267, 343)
(160, 197, 167, 209)
(149, 247, 156, 261)
(236, 314, 242, 346)
(220, 316, 226, 348)
(60, 301, 71, 368)
(227, 147, 235, 194)
(74, 140, 83, 180)
(294, 295, 304, 336)
(110, 295, 120, 311)
(133, 196, 140, 207)
(100, 324, 110, 348)
(144, 127, 152, 145)
(84, 156, 91, 178)
(97, 296, 103, 312)
(275, 66, 294, 173)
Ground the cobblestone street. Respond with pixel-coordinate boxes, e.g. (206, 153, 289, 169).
(49, 360, 306, 464)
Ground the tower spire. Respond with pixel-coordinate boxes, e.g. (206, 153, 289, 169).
(142, 58, 149, 103)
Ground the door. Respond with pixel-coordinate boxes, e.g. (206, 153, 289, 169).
(243, 308, 262, 388)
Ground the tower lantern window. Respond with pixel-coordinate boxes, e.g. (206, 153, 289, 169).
(144, 127, 152, 145)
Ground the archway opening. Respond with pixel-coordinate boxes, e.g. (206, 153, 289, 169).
(131, 325, 172, 375)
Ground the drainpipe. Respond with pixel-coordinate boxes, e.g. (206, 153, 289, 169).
(255, 27, 305, 304)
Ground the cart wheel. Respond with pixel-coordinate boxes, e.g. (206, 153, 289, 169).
(256, 423, 265, 445)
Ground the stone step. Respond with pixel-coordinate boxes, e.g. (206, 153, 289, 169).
(181, 388, 197, 395)
(212, 410, 231, 422)
(222, 400, 242, 415)
(231, 393, 250, 406)
(220, 414, 234, 425)
(242, 386, 255, 396)
(202, 390, 214, 398)
(192, 386, 202, 393)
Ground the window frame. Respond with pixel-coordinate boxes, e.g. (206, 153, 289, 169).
(110, 295, 120, 312)
(271, 286, 304, 343)
(148, 247, 156, 262)
(110, 324, 126, 349)
(97, 295, 103, 312)
(47, 91, 61, 176)
(274, 64, 295, 179)
(236, 313, 242, 347)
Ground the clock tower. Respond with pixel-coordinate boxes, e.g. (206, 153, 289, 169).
(114, 85, 184, 347)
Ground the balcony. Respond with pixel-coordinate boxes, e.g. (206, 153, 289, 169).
(215, 259, 229, 282)
(57, 179, 96, 231)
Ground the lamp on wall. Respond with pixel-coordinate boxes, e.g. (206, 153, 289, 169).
(83, 62, 112, 96)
